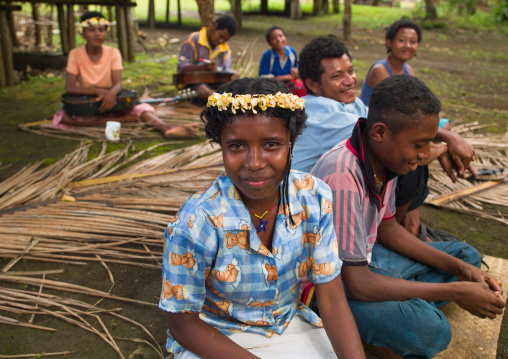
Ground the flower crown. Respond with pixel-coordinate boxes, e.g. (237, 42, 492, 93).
(77, 17, 113, 34)
(207, 92, 305, 114)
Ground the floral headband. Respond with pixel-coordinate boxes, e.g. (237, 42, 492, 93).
(77, 17, 113, 34)
(207, 92, 305, 114)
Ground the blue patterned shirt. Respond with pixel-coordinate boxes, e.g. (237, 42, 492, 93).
(159, 170, 342, 353)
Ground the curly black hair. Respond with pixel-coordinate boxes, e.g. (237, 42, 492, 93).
(201, 77, 307, 225)
(80, 11, 105, 22)
(214, 15, 238, 36)
(265, 25, 285, 43)
(385, 19, 422, 49)
(367, 74, 440, 134)
(298, 36, 352, 94)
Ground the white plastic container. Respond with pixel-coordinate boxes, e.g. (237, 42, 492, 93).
(105, 121, 121, 141)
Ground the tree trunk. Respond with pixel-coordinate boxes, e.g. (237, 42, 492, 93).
(108, 7, 115, 41)
(424, 0, 437, 19)
(313, 0, 321, 15)
(125, 6, 136, 61)
(322, 0, 329, 13)
(67, 4, 75, 50)
(148, 0, 155, 28)
(6, 4, 20, 47)
(332, 0, 340, 13)
(116, 5, 128, 60)
(195, 0, 214, 27)
(56, 4, 69, 55)
(32, 3, 43, 48)
(0, 10, 14, 86)
(165, 0, 170, 23)
(232, 0, 242, 29)
(261, 0, 268, 14)
(343, 0, 351, 41)
(290, 0, 302, 18)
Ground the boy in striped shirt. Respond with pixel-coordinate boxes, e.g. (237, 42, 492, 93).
(311, 74, 505, 358)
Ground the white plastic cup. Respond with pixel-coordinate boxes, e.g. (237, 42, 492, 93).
(105, 121, 121, 141)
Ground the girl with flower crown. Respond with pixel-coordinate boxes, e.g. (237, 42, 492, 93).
(53, 11, 198, 138)
(159, 77, 365, 359)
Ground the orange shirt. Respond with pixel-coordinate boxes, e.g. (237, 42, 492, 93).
(66, 45, 124, 89)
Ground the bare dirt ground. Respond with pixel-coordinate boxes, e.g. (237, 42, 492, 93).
(0, 13, 507, 358)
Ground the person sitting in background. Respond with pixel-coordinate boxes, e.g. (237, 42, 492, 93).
(53, 11, 198, 138)
(259, 26, 306, 97)
(177, 15, 240, 102)
(360, 20, 468, 240)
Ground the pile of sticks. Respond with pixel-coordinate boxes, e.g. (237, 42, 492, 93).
(0, 140, 223, 357)
(426, 122, 508, 225)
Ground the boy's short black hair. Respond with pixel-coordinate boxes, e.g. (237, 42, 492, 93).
(265, 26, 285, 43)
(80, 11, 105, 23)
(367, 74, 440, 134)
(299, 36, 352, 94)
(386, 19, 422, 43)
(214, 15, 238, 36)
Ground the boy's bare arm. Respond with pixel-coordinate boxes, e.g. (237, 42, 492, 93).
(434, 127, 477, 179)
(167, 312, 258, 359)
(315, 275, 365, 359)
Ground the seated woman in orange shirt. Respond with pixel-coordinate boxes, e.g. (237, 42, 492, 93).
(53, 11, 198, 138)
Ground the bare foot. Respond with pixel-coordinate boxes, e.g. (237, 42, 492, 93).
(164, 124, 199, 138)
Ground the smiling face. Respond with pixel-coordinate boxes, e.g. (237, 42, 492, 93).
(221, 114, 289, 209)
(373, 113, 439, 175)
(306, 54, 357, 104)
(387, 28, 419, 63)
(82, 24, 107, 48)
(267, 29, 287, 52)
(208, 23, 232, 48)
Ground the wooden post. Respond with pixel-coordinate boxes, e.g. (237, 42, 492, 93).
(322, 0, 329, 13)
(0, 10, 14, 86)
(260, 0, 268, 13)
(148, 0, 155, 28)
(57, 3, 69, 54)
(0, 27, 6, 87)
(232, 0, 242, 29)
(116, 5, 128, 60)
(6, 5, 20, 47)
(32, 3, 43, 48)
(332, 0, 340, 13)
(47, 5, 54, 46)
(67, 4, 75, 50)
(125, 6, 135, 61)
(313, 0, 321, 15)
(290, 0, 302, 19)
(107, 6, 115, 41)
(343, 0, 352, 41)
(165, 0, 170, 23)
(177, 0, 181, 25)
